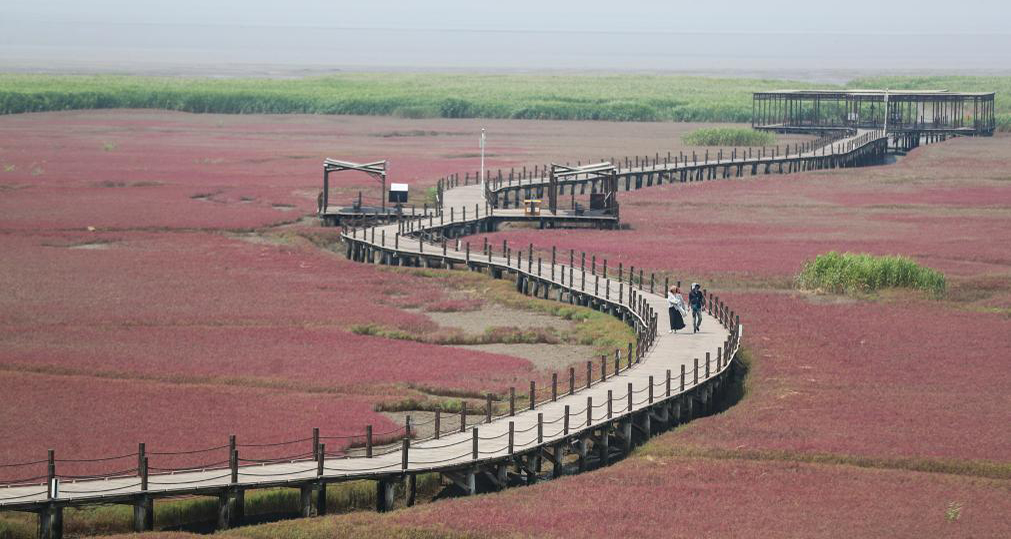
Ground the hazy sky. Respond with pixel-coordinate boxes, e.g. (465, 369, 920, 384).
(3, 1, 1009, 75)
(6, 0, 1009, 34)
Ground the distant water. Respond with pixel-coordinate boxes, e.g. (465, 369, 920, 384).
(2, 21, 1010, 82)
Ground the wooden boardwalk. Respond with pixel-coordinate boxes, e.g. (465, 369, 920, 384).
(479, 129, 885, 209)
(1, 127, 896, 538)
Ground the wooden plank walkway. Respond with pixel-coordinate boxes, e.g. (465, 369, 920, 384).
(481, 129, 885, 206)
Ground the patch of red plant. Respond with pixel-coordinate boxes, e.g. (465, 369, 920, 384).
(0, 371, 398, 479)
(394, 456, 1011, 539)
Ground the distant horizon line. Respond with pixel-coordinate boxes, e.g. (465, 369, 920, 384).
(4, 16, 1010, 38)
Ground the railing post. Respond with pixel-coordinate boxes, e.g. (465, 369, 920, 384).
(47, 449, 55, 500)
(694, 358, 699, 385)
(649, 376, 654, 404)
(586, 360, 593, 388)
(607, 390, 613, 419)
(680, 365, 686, 392)
(508, 422, 514, 454)
(460, 401, 467, 432)
(366, 425, 373, 457)
(509, 387, 516, 416)
(486, 394, 493, 423)
(551, 373, 558, 401)
(137, 442, 145, 476)
(706, 352, 711, 378)
(587, 397, 593, 427)
(312, 427, 320, 460)
(434, 412, 441, 439)
(472, 428, 478, 460)
(627, 382, 633, 411)
(317, 443, 325, 476)
(564, 405, 570, 435)
(569, 367, 575, 395)
(402, 438, 409, 471)
(537, 413, 544, 444)
(530, 380, 536, 410)
(666, 369, 671, 397)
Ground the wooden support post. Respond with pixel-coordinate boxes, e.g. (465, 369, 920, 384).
(607, 389, 613, 419)
(486, 394, 493, 423)
(300, 484, 316, 517)
(39, 504, 63, 539)
(434, 411, 441, 439)
(508, 422, 515, 454)
(530, 380, 536, 410)
(587, 396, 593, 428)
(569, 367, 575, 395)
(460, 401, 467, 432)
(405, 474, 416, 507)
(509, 387, 516, 416)
(551, 373, 558, 401)
(376, 479, 395, 512)
(133, 493, 153, 532)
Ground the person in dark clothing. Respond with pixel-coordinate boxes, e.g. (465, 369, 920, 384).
(689, 283, 704, 333)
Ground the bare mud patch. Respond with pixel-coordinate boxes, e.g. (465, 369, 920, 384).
(450, 342, 596, 373)
(420, 305, 576, 334)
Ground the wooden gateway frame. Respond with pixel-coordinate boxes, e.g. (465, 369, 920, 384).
(321, 159, 388, 215)
(549, 162, 618, 215)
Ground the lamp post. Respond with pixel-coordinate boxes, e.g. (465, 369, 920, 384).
(480, 128, 486, 186)
(883, 88, 890, 134)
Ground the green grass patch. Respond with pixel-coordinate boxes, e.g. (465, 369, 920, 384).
(2, 73, 1007, 130)
(681, 127, 775, 147)
(797, 252, 946, 297)
(0, 73, 821, 122)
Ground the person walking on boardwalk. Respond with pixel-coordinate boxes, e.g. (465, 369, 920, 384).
(667, 286, 687, 334)
(689, 283, 704, 333)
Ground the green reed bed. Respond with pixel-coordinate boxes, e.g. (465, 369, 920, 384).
(681, 127, 775, 146)
(798, 252, 946, 297)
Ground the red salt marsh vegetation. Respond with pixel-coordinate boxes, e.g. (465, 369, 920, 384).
(2, 109, 1009, 537)
(2, 111, 741, 469)
(0, 370, 398, 479)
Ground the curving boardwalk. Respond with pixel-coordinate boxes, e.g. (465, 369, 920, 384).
(2, 128, 896, 538)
